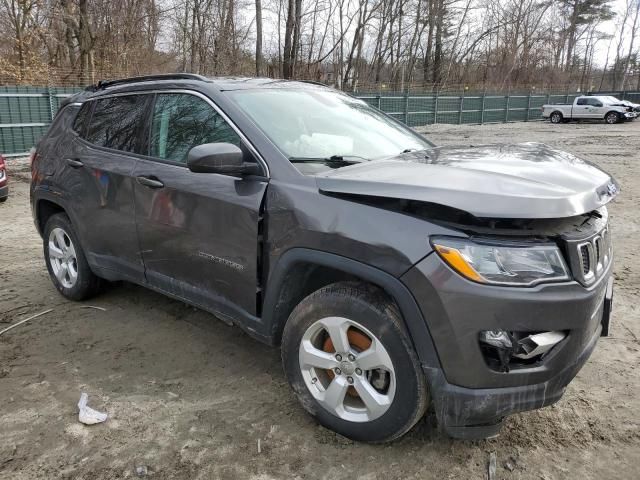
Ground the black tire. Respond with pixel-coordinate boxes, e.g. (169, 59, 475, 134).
(0, 196, 7, 203)
(605, 111, 620, 124)
(43, 213, 102, 300)
(550, 111, 563, 124)
(281, 281, 428, 443)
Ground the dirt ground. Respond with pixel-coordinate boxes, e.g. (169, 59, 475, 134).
(1, 120, 639, 480)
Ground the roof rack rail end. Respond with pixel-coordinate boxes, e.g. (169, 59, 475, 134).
(299, 80, 329, 87)
(85, 73, 210, 92)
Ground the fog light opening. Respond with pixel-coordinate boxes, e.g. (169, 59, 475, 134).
(479, 330, 567, 372)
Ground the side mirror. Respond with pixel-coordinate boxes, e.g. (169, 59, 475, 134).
(187, 143, 262, 176)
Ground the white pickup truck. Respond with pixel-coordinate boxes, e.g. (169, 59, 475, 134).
(542, 95, 637, 124)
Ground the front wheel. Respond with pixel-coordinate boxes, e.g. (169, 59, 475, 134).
(605, 112, 621, 124)
(281, 282, 428, 442)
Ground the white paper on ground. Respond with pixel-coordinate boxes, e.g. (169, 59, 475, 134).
(77, 392, 108, 425)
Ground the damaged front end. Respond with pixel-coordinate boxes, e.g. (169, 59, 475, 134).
(479, 330, 567, 372)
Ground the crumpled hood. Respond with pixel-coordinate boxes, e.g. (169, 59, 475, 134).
(315, 142, 619, 218)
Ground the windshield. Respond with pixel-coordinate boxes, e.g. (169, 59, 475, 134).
(228, 88, 433, 162)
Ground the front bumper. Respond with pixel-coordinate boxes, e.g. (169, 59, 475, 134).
(425, 317, 601, 439)
(401, 251, 612, 437)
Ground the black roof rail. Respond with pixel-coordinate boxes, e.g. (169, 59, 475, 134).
(85, 73, 210, 92)
(298, 80, 329, 87)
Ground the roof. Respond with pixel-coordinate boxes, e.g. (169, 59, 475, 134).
(84, 74, 329, 93)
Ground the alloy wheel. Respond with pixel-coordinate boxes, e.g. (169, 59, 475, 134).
(298, 316, 396, 422)
(48, 227, 78, 288)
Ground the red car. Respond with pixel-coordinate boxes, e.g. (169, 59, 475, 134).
(0, 154, 8, 202)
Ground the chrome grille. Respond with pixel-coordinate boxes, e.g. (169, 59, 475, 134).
(571, 225, 612, 286)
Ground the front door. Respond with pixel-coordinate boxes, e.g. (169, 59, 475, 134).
(586, 98, 606, 119)
(133, 92, 267, 320)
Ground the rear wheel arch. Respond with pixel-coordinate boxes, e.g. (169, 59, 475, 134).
(36, 198, 66, 235)
(550, 111, 563, 123)
(262, 248, 441, 369)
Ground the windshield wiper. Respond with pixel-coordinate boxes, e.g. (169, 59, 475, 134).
(289, 155, 368, 166)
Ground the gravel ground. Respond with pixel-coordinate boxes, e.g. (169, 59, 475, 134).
(1, 120, 639, 479)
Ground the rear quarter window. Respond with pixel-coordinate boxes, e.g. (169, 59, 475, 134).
(85, 95, 150, 153)
(72, 102, 93, 137)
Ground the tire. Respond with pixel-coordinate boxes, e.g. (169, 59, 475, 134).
(605, 111, 620, 124)
(0, 197, 7, 203)
(281, 281, 428, 443)
(43, 213, 102, 300)
(550, 111, 563, 124)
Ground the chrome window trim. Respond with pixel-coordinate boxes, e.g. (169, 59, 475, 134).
(84, 89, 270, 177)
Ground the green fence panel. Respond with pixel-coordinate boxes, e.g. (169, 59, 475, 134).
(1, 86, 639, 156)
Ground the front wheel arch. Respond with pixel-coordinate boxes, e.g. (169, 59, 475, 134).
(605, 111, 621, 124)
(262, 248, 442, 370)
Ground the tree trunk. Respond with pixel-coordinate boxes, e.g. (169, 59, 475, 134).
(255, 0, 263, 76)
(432, 0, 444, 84)
(283, 0, 295, 78)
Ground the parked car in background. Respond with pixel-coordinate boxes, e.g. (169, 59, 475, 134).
(31, 74, 618, 442)
(0, 155, 9, 202)
(542, 95, 637, 124)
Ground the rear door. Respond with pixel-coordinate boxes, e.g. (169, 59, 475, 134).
(62, 93, 151, 281)
(133, 91, 268, 319)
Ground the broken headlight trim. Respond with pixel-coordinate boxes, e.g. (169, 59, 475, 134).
(431, 237, 570, 286)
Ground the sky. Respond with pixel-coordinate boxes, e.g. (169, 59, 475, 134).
(593, 0, 633, 67)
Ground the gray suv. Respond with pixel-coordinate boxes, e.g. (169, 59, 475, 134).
(30, 74, 617, 442)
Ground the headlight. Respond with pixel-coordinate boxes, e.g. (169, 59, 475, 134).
(431, 237, 570, 286)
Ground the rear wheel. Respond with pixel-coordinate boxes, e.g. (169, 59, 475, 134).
(281, 282, 428, 442)
(43, 213, 102, 300)
(550, 111, 563, 124)
(605, 111, 620, 124)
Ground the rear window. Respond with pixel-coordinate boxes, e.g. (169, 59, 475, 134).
(85, 95, 149, 153)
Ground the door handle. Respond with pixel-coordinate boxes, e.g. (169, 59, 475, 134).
(65, 158, 84, 168)
(136, 175, 164, 189)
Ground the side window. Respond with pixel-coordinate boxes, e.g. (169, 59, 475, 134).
(588, 98, 602, 107)
(149, 93, 242, 163)
(576, 98, 587, 105)
(86, 95, 149, 153)
(72, 102, 93, 137)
